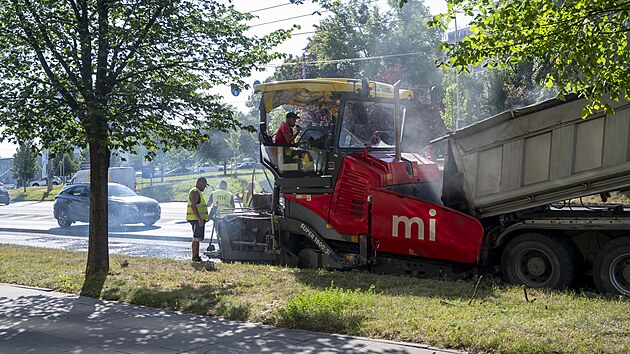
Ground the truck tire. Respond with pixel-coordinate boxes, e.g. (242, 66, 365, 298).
(593, 237, 630, 296)
(501, 233, 578, 290)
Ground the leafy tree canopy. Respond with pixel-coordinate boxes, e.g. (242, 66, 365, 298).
(12, 141, 39, 191)
(0, 0, 302, 275)
(0, 0, 292, 157)
(272, 0, 443, 97)
(52, 152, 80, 179)
(419, 0, 630, 115)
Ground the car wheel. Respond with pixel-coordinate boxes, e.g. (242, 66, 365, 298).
(143, 220, 156, 227)
(108, 214, 121, 230)
(32, 183, 39, 187)
(5, 201, 10, 205)
(56, 208, 73, 227)
(199, 170, 205, 174)
(501, 233, 578, 290)
(53, 182, 59, 185)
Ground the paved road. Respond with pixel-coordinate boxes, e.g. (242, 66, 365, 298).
(0, 201, 218, 260)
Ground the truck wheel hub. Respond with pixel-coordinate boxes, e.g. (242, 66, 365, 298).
(526, 257, 547, 277)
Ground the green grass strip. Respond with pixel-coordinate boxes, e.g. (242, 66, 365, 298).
(0, 244, 628, 353)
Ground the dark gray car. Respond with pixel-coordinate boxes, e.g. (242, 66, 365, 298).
(0, 187, 9, 205)
(53, 183, 161, 228)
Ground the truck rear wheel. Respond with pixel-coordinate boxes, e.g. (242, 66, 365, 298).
(593, 237, 630, 296)
(501, 233, 578, 290)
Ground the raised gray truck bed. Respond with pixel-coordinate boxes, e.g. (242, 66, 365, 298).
(435, 96, 630, 218)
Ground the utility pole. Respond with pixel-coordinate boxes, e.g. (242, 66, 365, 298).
(61, 153, 65, 184)
(454, 15, 461, 131)
(47, 155, 53, 192)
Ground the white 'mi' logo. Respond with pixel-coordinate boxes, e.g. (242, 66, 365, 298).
(391, 209, 437, 241)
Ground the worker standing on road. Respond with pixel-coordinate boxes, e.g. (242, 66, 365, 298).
(208, 180, 235, 216)
(186, 177, 208, 262)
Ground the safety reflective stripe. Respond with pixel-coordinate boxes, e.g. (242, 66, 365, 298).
(211, 189, 232, 211)
(186, 187, 208, 221)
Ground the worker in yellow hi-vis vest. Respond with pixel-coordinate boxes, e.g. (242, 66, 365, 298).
(208, 180, 235, 216)
(186, 177, 208, 262)
(240, 181, 254, 208)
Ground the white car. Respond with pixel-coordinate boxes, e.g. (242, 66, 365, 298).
(194, 163, 224, 174)
(29, 176, 63, 187)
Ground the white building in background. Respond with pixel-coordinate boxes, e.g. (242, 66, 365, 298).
(0, 157, 14, 183)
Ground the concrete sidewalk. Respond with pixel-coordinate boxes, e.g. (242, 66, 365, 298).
(0, 283, 465, 354)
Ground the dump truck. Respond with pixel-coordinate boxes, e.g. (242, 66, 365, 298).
(206, 78, 630, 297)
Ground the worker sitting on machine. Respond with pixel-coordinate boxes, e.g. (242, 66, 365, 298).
(274, 112, 301, 144)
(274, 111, 314, 170)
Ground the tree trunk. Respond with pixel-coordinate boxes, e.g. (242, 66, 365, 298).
(85, 0, 111, 276)
(85, 113, 110, 275)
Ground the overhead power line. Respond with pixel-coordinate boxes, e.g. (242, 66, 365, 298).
(248, 0, 379, 15)
(291, 30, 317, 36)
(267, 51, 436, 68)
(249, 9, 330, 28)
(249, 2, 293, 13)
(247, 0, 383, 29)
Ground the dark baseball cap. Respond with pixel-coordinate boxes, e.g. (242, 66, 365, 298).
(197, 177, 208, 185)
(286, 112, 300, 120)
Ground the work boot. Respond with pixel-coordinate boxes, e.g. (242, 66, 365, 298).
(192, 255, 202, 262)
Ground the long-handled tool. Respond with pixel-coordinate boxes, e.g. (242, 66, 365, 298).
(206, 219, 216, 252)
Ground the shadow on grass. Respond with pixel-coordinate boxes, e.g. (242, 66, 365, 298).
(80, 272, 107, 297)
(10, 194, 27, 202)
(291, 268, 499, 301)
(100, 277, 252, 320)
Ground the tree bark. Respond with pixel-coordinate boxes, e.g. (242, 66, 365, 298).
(85, 0, 111, 276)
(85, 111, 110, 276)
